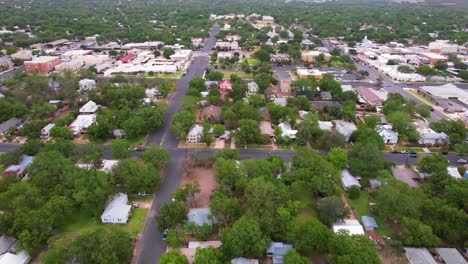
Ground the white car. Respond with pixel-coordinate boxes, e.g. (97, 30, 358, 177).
(457, 159, 467, 164)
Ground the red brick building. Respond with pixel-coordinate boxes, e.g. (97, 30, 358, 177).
(24, 56, 61, 74)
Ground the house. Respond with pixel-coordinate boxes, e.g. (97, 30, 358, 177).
(362, 216, 378, 231)
(179, 241, 222, 264)
(0, 57, 13, 72)
(231, 257, 259, 264)
(215, 41, 239, 51)
(298, 110, 309, 120)
(355, 87, 386, 106)
(301, 51, 331, 63)
(301, 39, 315, 46)
(0, 235, 17, 255)
(69, 114, 96, 135)
(187, 208, 212, 226)
(170, 49, 192, 61)
(217, 52, 233, 60)
(41, 123, 55, 138)
(246, 82, 259, 96)
(414, 121, 448, 146)
(78, 79, 96, 93)
(278, 122, 297, 139)
(341, 169, 362, 190)
(112, 129, 126, 139)
(0, 118, 23, 135)
(0, 252, 30, 264)
(186, 124, 204, 143)
(101, 193, 132, 224)
(404, 248, 437, 264)
(201, 105, 222, 122)
(321, 91, 332, 100)
(334, 120, 357, 141)
(447, 167, 462, 179)
(262, 15, 274, 23)
(435, 248, 466, 264)
(376, 124, 398, 144)
(318, 121, 333, 131)
(219, 80, 232, 91)
(99, 159, 119, 173)
(270, 54, 291, 63)
(79, 100, 99, 114)
(2, 155, 34, 177)
(273, 98, 286, 106)
(204, 81, 218, 90)
(279, 80, 291, 94)
(333, 219, 365, 235)
(24, 56, 61, 74)
(266, 242, 292, 264)
(259, 121, 275, 137)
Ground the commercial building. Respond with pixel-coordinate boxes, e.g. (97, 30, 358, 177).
(301, 51, 331, 63)
(24, 56, 61, 74)
(170, 49, 192, 61)
(419, 52, 448, 66)
(419, 83, 468, 106)
(428, 40, 462, 54)
(55, 60, 83, 71)
(296, 68, 325, 79)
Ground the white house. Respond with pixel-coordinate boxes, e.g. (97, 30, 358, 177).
(278, 122, 297, 139)
(376, 124, 398, 144)
(0, 252, 30, 264)
(318, 121, 333, 131)
(415, 122, 448, 146)
(334, 120, 357, 141)
(69, 114, 96, 135)
(333, 219, 365, 235)
(99, 159, 119, 173)
(78, 79, 96, 93)
(246, 82, 259, 96)
(79, 100, 99, 114)
(41, 123, 55, 138)
(101, 193, 132, 224)
(341, 169, 361, 190)
(186, 124, 204, 143)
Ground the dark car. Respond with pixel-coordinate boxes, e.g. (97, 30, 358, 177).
(410, 154, 418, 158)
(410, 151, 417, 155)
(162, 229, 168, 240)
(129, 146, 145, 151)
(391, 150, 399, 154)
(441, 151, 449, 155)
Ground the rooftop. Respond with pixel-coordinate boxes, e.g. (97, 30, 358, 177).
(435, 248, 466, 264)
(187, 208, 212, 226)
(333, 219, 365, 235)
(404, 247, 437, 264)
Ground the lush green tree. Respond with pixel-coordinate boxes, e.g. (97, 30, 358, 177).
(348, 143, 385, 177)
(209, 191, 242, 228)
(316, 196, 350, 226)
(317, 132, 345, 150)
(221, 216, 269, 258)
(205, 70, 224, 81)
(459, 70, 468, 81)
(163, 48, 175, 59)
(171, 111, 196, 140)
(141, 144, 170, 168)
(112, 159, 160, 193)
(193, 247, 223, 264)
(347, 186, 361, 200)
(137, 104, 166, 130)
(417, 153, 448, 175)
(49, 126, 74, 140)
(213, 159, 246, 194)
(434, 61, 448, 71)
(328, 234, 380, 264)
(72, 143, 102, 163)
(401, 217, 440, 247)
(284, 249, 311, 264)
(109, 139, 132, 159)
(289, 218, 332, 254)
(156, 202, 188, 230)
(236, 119, 261, 145)
(160, 250, 188, 264)
(165, 227, 185, 248)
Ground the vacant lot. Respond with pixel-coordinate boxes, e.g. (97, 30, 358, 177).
(180, 167, 217, 208)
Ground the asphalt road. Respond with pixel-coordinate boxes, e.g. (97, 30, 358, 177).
(133, 24, 220, 264)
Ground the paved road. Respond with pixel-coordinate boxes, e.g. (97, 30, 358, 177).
(0, 66, 24, 83)
(133, 24, 220, 264)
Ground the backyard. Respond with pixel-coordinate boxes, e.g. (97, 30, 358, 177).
(220, 70, 253, 80)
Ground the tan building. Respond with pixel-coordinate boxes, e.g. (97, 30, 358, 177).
(24, 56, 61, 74)
(0, 57, 13, 72)
(301, 51, 331, 64)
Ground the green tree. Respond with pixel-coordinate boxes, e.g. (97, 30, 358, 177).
(289, 218, 332, 254)
(112, 159, 160, 193)
(163, 48, 175, 59)
(156, 202, 188, 230)
(434, 61, 448, 71)
(193, 247, 223, 264)
(221, 216, 269, 258)
(417, 153, 448, 175)
(283, 249, 311, 264)
(402, 218, 440, 247)
(328, 234, 380, 264)
(316, 196, 350, 226)
(236, 119, 260, 145)
(49, 126, 74, 140)
(141, 144, 170, 168)
(160, 250, 188, 264)
(171, 111, 196, 140)
(348, 143, 385, 177)
(109, 139, 132, 159)
(318, 132, 345, 151)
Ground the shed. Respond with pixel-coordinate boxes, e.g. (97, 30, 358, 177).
(0, 118, 22, 135)
(341, 169, 361, 190)
(0, 252, 30, 264)
(362, 216, 378, 231)
(404, 247, 437, 264)
(231, 257, 259, 264)
(435, 248, 466, 264)
(112, 129, 126, 139)
(187, 208, 213, 226)
(41, 123, 56, 138)
(267, 242, 293, 264)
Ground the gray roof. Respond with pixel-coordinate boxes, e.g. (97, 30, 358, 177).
(341, 169, 361, 189)
(187, 208, 212, 226)
(267, 242, 293, 264)
(404, 247, 437, 264)
(362, 216, 378, 231)
(436, 248, 467, 264)
(0, 235, 17, 255)
(112, 129, 126, 137)
(0, 118, 22, 133)
(231, 257, 259, 264)
(369, 179, 381, 189)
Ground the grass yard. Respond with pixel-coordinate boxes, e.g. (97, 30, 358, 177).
(392, 145, 425, 152)
(221, 70, 252, 80)
(406, 89, 434, 105)
(346, 191, 392, 236)
(62, 208, 148, 238)
(244, 57, 261, 66)
(126, 134, 147, 146)
(296, 190, 318, 221)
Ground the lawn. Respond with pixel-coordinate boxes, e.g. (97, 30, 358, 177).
(296, 190, 318, 221)
(244, 57, 261, 67)
(346, 191, 392, 236)
(392, 145, 425, 152)
(127, 134, 147, 146)
(62, 208, 148, 238)
(220, 70, 252, 79)
(406, 89, 434, 105)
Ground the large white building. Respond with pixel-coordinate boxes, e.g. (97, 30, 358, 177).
(79, 100, 99, 114)
(69, 114, 96, 135)
(170, 49, 192, 61)
(333, 219, 365, 236)
(79, 79, 97, 93)
(428, 40, 463, 54)
(101, 193, 132, 224)
(186, 124, 203, 143)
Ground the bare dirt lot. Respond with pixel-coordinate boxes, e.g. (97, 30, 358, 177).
(180, 167, 217, 208)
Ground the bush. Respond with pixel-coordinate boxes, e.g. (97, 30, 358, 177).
(348, 186, 361, 200)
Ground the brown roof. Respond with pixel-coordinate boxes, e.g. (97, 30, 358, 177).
(201, 105, 222, 121)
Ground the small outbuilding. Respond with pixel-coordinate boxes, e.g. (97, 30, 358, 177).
(341, 169, 361, 190)
(362, 216, 378, 231)
(187, 208, 213, 226)
(101, 193, 132, 224)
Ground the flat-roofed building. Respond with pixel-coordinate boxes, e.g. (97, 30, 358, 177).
(24, 56, 61, 74)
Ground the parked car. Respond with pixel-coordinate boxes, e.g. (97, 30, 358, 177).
(162, 229, 168, 240)
(442, 151, 449, 155)
(129, 146, 145, 151)
(391, 150, 399, 154)
(410, 151, 417, 154)
(137, 192, 149, 197)
(457, 159, 467, 164)
(400, 150, 408, 154)
(410, 154, 418, 158)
